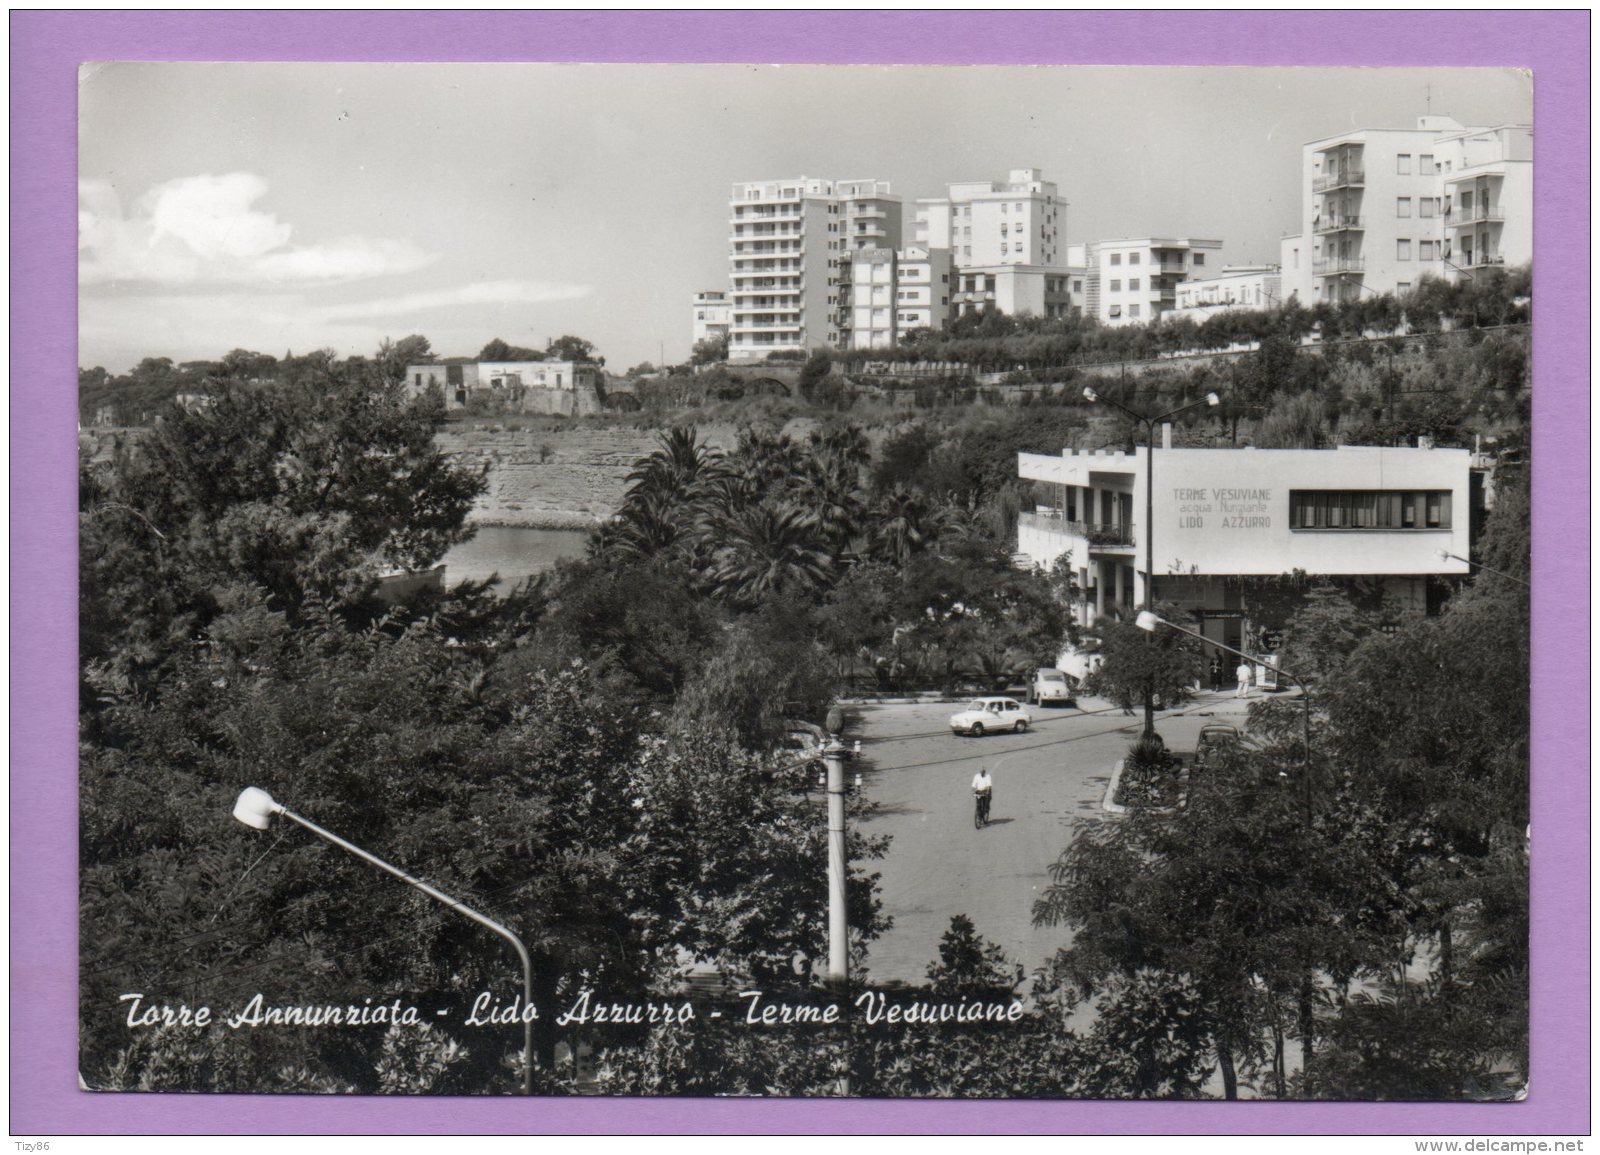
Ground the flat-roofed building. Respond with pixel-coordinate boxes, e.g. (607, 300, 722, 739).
(1285, 115, 1532, 305)
(691, 290, 731, 347)
(847, 245, 955, 350)
(1085, 238, 1224, 326)
(727, 175, 900, 362)
(1171, 265, 1283, 319)
(1016, 441, 1471, 658)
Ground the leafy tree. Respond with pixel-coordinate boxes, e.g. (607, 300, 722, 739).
(689, 333, 728, 366)
(79, 364, 486, 697)
(1084, 604, 1204, 722)
(547, 335, 600, 365)
(478, 338, 544, 362)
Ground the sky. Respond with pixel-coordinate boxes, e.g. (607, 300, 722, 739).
(78, 63, 1532, 374)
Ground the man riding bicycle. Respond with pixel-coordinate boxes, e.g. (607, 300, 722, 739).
(971, 766, 993, 828)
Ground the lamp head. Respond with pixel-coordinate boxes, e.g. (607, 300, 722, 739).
(1435, 548, 1453, 562)
(1205, 391, 1221, 407)
(232, 786, 282, 831)
(1135, 610, 1163, 633)
(1082, 387, 1098, 403)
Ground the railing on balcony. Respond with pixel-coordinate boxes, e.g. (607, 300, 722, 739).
(1313, 257, 1366, 276)
(1312, 170, 1365, 193)
(1444, 205, 1505, 225)
(1314, 216, 1365, 233)
(1017, 511, 1135, 548)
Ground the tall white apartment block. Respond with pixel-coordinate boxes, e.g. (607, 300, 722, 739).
(726, 176, 900, 362)
(1283, 116, 1531, 306)
(1436, 125, 1532, 276)
(1083, 238, 1223, 327)
(691, 290, 731, 347)
(848, 245, 954, 350)
(914, 167, 1064, 268)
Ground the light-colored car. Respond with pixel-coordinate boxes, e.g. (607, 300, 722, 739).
(1031, 668, 1076, 707)
(949, 696, 1032, 736)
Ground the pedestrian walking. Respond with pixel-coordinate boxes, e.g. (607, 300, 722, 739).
(1209, 654, 1223, 691)
(1235, 660, 1254, 698)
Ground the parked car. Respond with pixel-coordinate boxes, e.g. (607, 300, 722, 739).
(1192, 722, 1242, 767)
(1030, 667, 1077, 707)
(949, 697, 1032, 736)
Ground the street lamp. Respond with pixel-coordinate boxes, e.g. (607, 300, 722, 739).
(1134, 612, 1312, 826)
(1436, 547, 1530, 588)
(1136, 610, 1318, 1086)
(1084, 386, 1223, 736)
(232, 787, 537, 1095)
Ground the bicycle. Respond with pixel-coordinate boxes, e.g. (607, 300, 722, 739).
(973, 790, 992, 829)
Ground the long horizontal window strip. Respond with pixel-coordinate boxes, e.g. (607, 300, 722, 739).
(1290, 490, 1452, 530)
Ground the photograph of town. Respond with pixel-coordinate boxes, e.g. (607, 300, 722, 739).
(78, 62, 1532, 1099)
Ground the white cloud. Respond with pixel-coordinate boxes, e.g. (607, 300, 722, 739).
(79, 173, 435, 286)
(319, 280, 593, 321)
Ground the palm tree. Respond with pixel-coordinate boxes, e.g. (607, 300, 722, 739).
(623, 425, 724, 507)
(704, 503, 834, 608)
(870, 484, 943, 567)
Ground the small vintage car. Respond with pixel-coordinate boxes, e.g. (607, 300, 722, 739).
(1192, 722, 1242, 767)
(949, 696, 1032, 736)
(1030, 668, 1077, 707)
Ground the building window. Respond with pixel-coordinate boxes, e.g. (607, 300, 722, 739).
(1193, 253, 1205, 266)
(1397, 197, 1412, 217)
(1109, 304, 1122, 318)
(1129, 278, 1141, 292)
(1397, 239, 1412, 261)
(1420, 154, 1437, 175)
(1397, 282, 1412, 295)
(1109, 279, 1122, 292)
(1109, 253, 1122, 266)
(1397, 153, 1412, 175)
(1290, 490, 1452, 530)
(1128, 252, 1141, 264)
(1072, 279, 1083, 292)
(1420, 197, 1437, 218)
(1129, 303, 1141, 318)
(1419, 240, 1436, 260)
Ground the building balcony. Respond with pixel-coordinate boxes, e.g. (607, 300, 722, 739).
(1313, 257, 1366, 276)
(1443, 206, 1505, 226)
(1312, 171, 1365, 193)
(728, 210, 803, 225)
(1314, 216, 1365, 234)
(1017, 511, 1135, 550)
(731, 263, 801, 277)
(730, 284, 802, 296)
(853, 207, 889, 219)
(733, 223, 804, 239)
(733, 321, 805, 333)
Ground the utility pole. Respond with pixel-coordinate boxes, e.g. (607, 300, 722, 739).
(823, 735, 849, 991)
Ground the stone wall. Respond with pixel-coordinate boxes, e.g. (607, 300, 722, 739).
(436, 422, 762, 529)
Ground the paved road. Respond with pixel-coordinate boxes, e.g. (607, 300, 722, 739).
(850, 690, 1257, 986)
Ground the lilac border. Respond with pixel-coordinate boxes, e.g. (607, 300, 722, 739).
(11, 10, 1588, 1136)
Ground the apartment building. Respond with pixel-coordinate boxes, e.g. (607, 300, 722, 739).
(1282, 116, 1532, 305)
(914, 167, 1065, 268)
(1016, 440, 1471, 658)
(1436, 125, 1532, 277)
(848, 245, 954, 350)
(726, 176, 901, 362)
(691, 290, 731, 347)
(1082, 238, 1224, 327)
(1171, 264, 1283, 319)
(951, 265, 1080, 320)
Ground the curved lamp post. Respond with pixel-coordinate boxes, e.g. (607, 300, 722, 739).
(1084, 386, 1222, 736)
(1136, 609, 1320, 1086)
(232, 787, 536, 1095)
(1436, 547, 1530, 588)
(1134, 611, 1312, 826)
